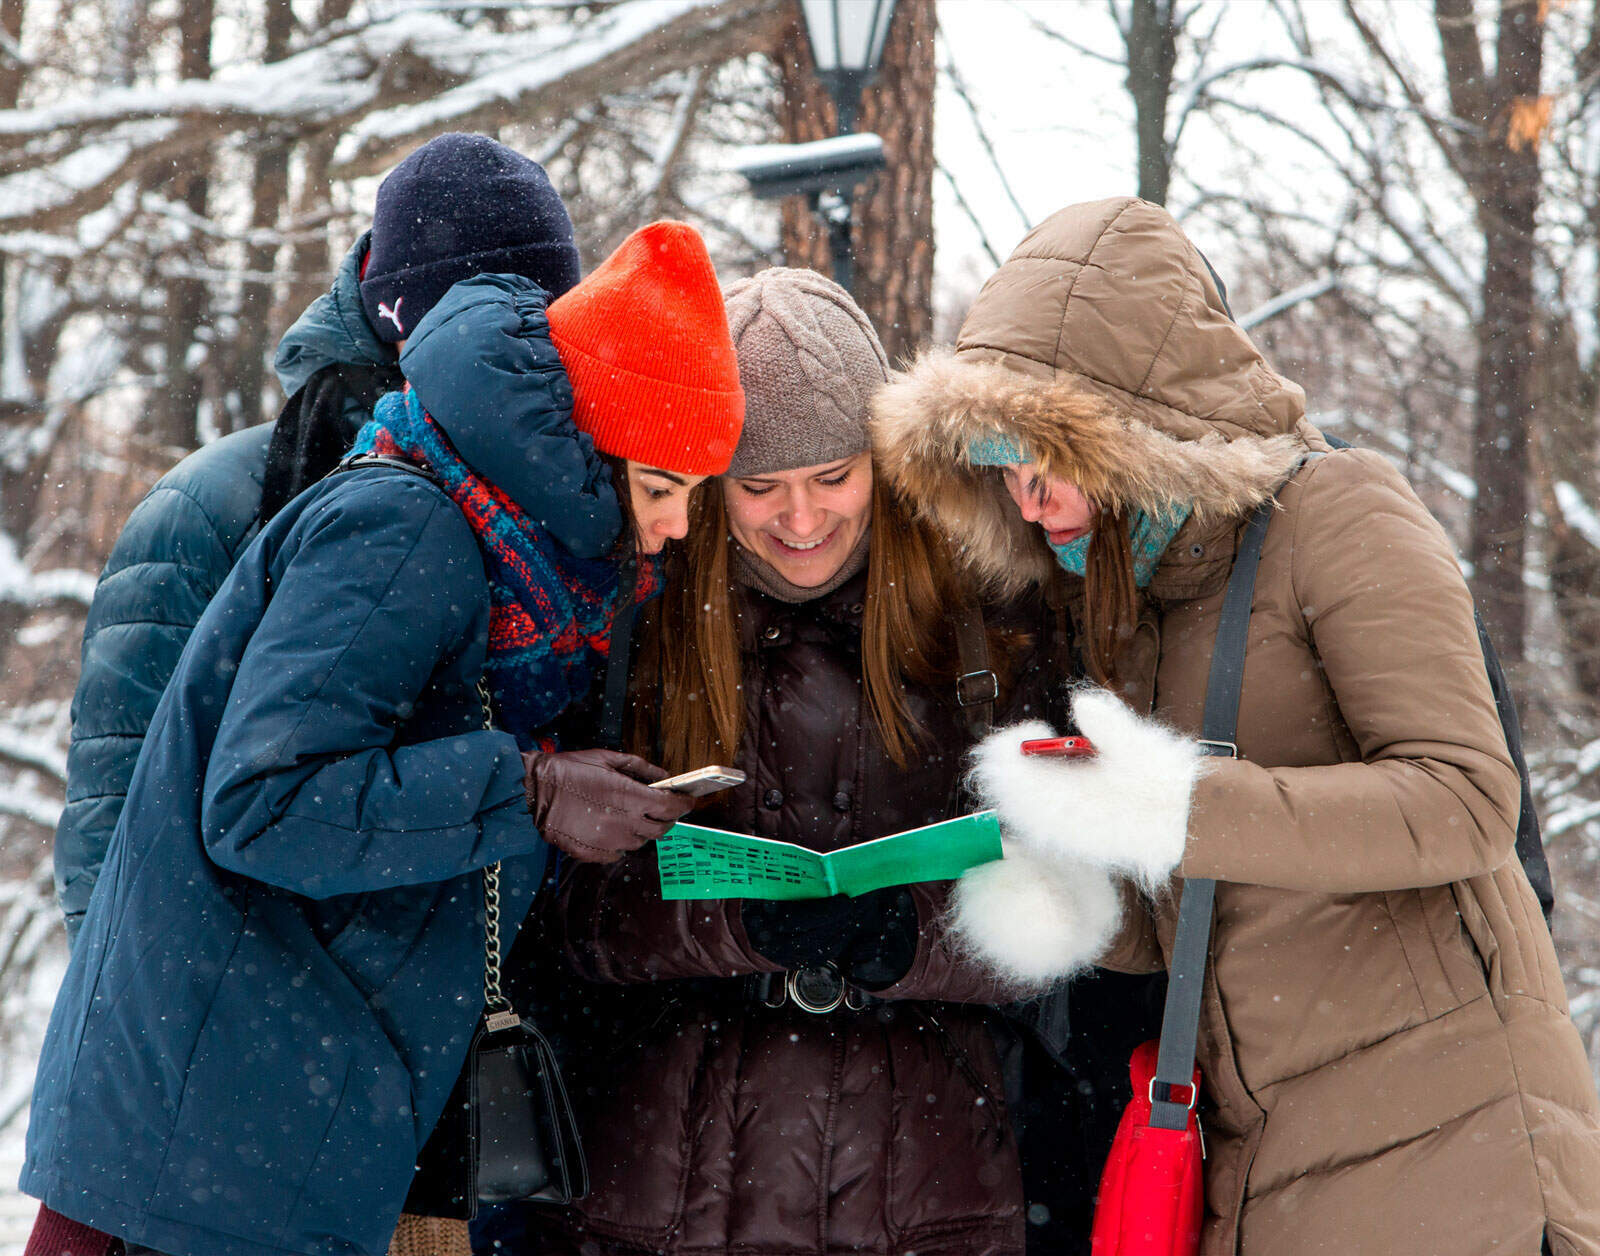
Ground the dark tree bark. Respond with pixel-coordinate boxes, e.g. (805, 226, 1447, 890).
(274, 0, 358, 340)
(156, 0, 215, 451)
(1531, 322, 1600, 708)
(0, 0, 35, 542)
(774, 0, 936, 364)
(1436, 0, 1546, 665)
(1125, 0, 1178, 205)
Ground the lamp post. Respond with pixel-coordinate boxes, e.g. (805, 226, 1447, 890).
(799, 0, 897, 135)
(796, 0, 897, 295)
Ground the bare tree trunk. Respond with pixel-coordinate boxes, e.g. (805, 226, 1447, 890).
(1125, 0, 1178, 205)
(156, 0, 215, 451)
(1436, 0, 1546, 664)
(0, 0, 27, 389)
(277, 132, 340, 335)
(274, 0, 358, 338)
(0, 0, 34, 543)
(232, 0, 297, 432)
(774, 0, 936, 363)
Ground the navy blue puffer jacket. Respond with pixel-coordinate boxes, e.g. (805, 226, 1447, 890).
(52, 233, 394, 943)
(22, 277, 619, 1256)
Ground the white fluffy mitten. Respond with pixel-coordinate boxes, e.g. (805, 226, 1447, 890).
(947, 845, 1122, 989)
(968, 690, 1205, 891)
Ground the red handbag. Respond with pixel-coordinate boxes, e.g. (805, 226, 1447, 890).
(1090, 477, 1291, 1255)
(1089, 1040, 1204, 1256)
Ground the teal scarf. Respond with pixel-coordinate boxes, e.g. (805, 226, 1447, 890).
(968, 433, 1191, 588)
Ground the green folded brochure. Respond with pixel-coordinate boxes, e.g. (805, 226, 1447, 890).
(656, 810, 1004, 901)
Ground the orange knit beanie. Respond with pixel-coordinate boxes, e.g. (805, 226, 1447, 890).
(548, 221, 744, 477)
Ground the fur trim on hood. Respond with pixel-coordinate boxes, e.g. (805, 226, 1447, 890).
(870, 197, 1311, 595)
(872, 350, 1306, 594)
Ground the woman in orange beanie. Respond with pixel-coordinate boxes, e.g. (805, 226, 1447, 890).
(364, 220, 746, 1245)
(550, 219, 746, 553)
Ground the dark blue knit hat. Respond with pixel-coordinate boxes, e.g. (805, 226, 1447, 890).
(359, 133, 580, 342)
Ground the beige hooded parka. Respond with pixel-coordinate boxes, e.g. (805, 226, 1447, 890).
(872, 196, 1600, 1256)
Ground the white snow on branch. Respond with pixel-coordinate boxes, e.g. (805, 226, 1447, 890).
(0, 122, 176, 224)
(0, 785, 62, 830)
(1555, 482, 1600, 551)
(331, 0, 739, 172)
(1238, 274, 1339, 330)
(0, 730, 66, 784)
(1313, 408, 1478, 500)
(1371, 180, 1480, 319)
(0, 535, 95, 608)
(1549, 796, 1600, 840)
(0, 12, 473, 140)
(1574, 738, 1600, 780)
(0, 231, 81, 259)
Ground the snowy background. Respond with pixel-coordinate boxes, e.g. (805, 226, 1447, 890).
(2, 1, 1599, 1248)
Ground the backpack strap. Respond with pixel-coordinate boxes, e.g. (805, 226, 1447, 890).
(1148, 458, 1310, 1130)
(260, 360, 405, 525)
(952, 603, 997, 737)
(334, 452, 442, 487)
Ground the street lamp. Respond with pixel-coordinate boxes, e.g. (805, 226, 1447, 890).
(792, 0, 898, 295)
(799, 0, 897, 136)
(728, 0, 896, 296)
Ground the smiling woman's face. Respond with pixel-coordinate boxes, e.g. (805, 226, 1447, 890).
(723, 452, 874, 587)
(999, 462, 1096, 545)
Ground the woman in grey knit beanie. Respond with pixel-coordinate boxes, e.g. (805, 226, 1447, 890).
(717, 265, 887, 601)
(537, 267, 1096, 1256)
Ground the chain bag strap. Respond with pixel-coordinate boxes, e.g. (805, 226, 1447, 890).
(330, 452, 588, 1215)
(466, 677, 589, 1211)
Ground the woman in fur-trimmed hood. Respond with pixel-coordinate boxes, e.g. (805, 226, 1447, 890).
(873, 196, 1600, 1256)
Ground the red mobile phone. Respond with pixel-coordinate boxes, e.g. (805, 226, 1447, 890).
(1019, 735, 1097, 759)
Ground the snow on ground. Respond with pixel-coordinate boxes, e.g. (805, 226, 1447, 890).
(0, 934, 63, 1256)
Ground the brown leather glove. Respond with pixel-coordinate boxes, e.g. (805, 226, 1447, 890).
(521, 748, 694, 864)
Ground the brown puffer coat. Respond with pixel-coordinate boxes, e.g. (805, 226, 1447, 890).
(872, 196, 1600, 1256)
(534, 572, 1048, 1256)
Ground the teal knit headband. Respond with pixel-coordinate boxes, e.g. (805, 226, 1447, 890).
(967, 432, 1191, 588)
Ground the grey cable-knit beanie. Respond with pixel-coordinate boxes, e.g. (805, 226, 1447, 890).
(722, 267, 890, 477)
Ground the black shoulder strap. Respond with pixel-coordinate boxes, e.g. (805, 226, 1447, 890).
(334, 451, 442, 487)
(1148, 464, 1302, 1130)
(259, 360, 404, 526)
(952, 603, 998, 737)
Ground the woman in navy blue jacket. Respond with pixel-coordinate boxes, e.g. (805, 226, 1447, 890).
(20, 224, 743, 1256)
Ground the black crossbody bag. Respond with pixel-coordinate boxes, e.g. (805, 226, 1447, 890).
(465, 671, 590, 1211)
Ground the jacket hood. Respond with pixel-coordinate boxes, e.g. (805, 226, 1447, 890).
(273, 230, 394, 399)
(399, 272, 622, 559)
(872, 197, 1309, 593)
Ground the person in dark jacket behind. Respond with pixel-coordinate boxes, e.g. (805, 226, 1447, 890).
(21, 225, 744, 1256)
(525, 268, 1139, 1256)
(53, 131, 582, 948)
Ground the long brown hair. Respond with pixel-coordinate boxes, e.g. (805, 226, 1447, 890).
(636, 467, 963, 773)
(1080, 502, 1139, 687)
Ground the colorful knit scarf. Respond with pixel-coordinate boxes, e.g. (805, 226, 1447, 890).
(968, 433, 1191, 588)
(352, 388, 659, 748)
